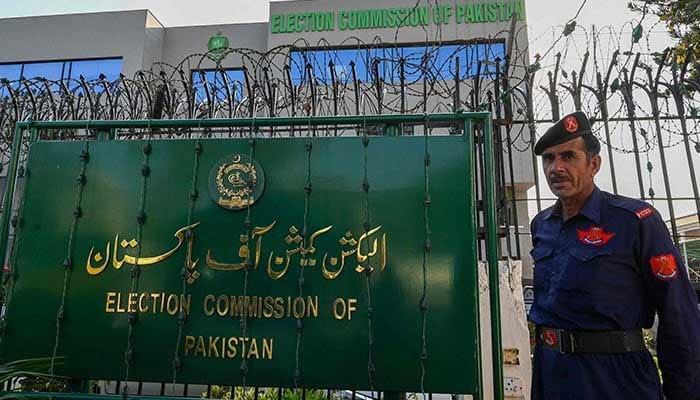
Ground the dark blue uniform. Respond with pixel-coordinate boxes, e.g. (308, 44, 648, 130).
(529, 186, 700, 399)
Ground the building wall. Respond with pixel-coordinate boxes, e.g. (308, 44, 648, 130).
(266, 0, 534, 187)
(143, 12, 166, 73)
(268, 0, 528, 49)
(160, 23, 269, 73)
(0, 10, 155, 76)
(0, 2, 536, 268)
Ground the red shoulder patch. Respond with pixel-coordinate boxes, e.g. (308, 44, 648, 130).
(577, 226, 615, 246)
(636, 207, 654, 219)
(650, 254, 678, 280)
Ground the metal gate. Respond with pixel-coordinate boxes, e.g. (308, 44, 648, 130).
(0, 113, 505, 399)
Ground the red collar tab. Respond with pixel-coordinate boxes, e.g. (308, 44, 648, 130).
(650, 254, 678, 280)
(636, 207, 654, 220)
(577, 226, 615, 246)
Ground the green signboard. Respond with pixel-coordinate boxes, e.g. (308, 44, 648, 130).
(270, 1, 525, 34)
(1, 131, 482, 393)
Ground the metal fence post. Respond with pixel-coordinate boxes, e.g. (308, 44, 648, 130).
(483, 113, 504, 400)
(0, 123, 26, 267)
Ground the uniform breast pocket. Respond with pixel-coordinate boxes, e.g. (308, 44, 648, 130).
(569, 246, 612, 264)
(549, 246, 612, 293)
(530, 246, 554, 290)
(530, 246, 554, 262)
(571, 245, 639, 289)
(570, 245, 639, 298)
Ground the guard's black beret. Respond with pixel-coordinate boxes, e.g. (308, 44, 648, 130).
(534, 111, 600, 155)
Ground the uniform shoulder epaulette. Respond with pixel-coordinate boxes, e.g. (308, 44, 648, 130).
(607, 194, 655, 220)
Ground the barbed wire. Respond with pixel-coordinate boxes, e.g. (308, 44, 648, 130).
(0, 17, 696, 162)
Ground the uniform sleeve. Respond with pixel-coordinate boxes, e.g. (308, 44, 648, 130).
(530, 214, 541, 247)
(637, 210, 700, 400)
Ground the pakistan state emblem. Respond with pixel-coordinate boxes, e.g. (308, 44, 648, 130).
(207, 31, 229, 63)
(208, 154, 265, 210)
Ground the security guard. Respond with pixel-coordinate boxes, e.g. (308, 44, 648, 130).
(529, 111, 700, 399)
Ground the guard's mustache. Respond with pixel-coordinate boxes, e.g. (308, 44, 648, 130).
(549, 174, 569, 183)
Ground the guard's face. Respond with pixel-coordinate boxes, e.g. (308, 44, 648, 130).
(541, 138, 600, 199)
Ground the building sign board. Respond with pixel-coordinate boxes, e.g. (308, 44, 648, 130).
(1, 134, 481, 393)
(270, 1, 525, 34)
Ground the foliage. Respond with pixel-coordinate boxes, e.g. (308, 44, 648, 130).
(628, 0, 700, 78)
(643, 328, 657, 354)
(13, 376, 68, 393)
(527, 321, 537, 355)
(0, 357, 68, 398)
(203, 387, 339, 400)
(642, 328, 664, 382)
(206, 386, 233, 400)
(0, 358, 61, 386)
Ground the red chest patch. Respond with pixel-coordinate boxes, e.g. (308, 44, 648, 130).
(650, 254, 678, 280)
(636, 207, 654, 220)
(577, 226, 615, 246)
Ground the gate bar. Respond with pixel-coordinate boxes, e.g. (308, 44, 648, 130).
(0, 123, 26, 269)
(14, 113, 491, 130)
(482, 115, 504, 400)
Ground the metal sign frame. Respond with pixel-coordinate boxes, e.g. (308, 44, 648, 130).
(0, 112, 503, 400)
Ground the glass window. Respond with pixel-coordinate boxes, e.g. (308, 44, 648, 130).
(289, 51, 310, 86)
(290, 48, 371, 86)
(20, 61, 65, 94)
(21, 61, 65, 82)
(0, 64, 22, 96)
(0, 64, 22, 83)
(191, 69, 246, 103)
(289, 42, 506, 85)
(401, 45, 434, 82)
(68, 58, 123, 92)
(433, 45, 461, 79)
(337, 48, 370, 83)
(0, 58, 123, 94)
(467, 42, 506, 78)
(68, 59, 122, 83)
(367, 47, 385, 82)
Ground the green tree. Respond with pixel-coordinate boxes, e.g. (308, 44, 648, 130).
(628, 1, 700, 76)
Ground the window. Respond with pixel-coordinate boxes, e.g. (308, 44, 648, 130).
(0, 64, 22, 97)
(68, 59, 123, 90)
(0, 64, 22, 83)
(21, 62, 65, 83)
(191, 69, 246, 103)
(290, 47, 373, 85)
(0, 58, 123, 94)
(289, 42, 506, 86)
